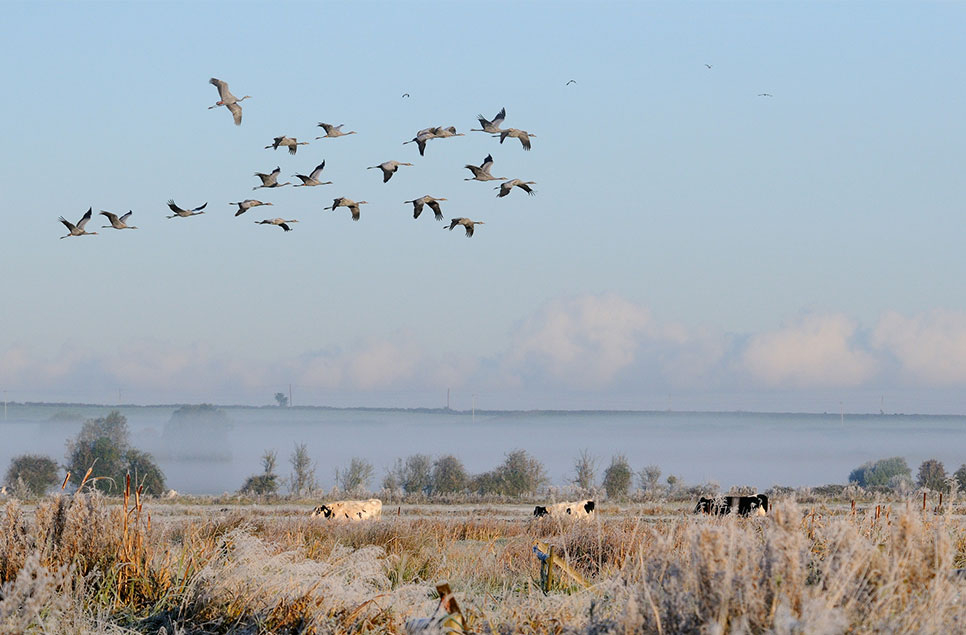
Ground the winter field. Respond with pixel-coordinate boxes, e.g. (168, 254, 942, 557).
(2, 491, 966, 634)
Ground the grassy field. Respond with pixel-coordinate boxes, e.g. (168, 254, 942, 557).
(2, 489, 966, 633)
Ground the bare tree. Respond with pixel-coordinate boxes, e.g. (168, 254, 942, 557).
(336, 457, 374, 494)
(289, 443, 316, 497)
(573, 449, 597, 491)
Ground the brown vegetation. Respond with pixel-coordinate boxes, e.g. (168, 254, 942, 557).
(2, 488, 966, 633)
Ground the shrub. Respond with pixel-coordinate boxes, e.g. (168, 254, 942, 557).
(335, 457, 374, 494)
(4, 455, 60, 497)
(638, 464, 662, 492)
(917, 459, 947, 492)
(955, 465, 966, 492)
(125, 449, 166, 497)
(431, 455, 467, 494)
(472, 450, 547, 497)
(391, 454, 432, 496)
(65, 411, 165, 495)
(849, 457, 911, 489)
(240, 450, 279, 496)
(603, 454, 633, 499)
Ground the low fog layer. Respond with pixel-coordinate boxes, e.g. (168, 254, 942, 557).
(2, 404, 964, 495)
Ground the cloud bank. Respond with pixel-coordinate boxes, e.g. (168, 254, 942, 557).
(5, 296, 966, 411)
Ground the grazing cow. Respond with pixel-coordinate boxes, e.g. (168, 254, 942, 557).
(694, 494, 768, 517)
(312, 498, 383, 521)
(533, 499, 596, 519)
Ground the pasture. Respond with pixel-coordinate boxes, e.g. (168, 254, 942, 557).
(2, 492, 966, 633)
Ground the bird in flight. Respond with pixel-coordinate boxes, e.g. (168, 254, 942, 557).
(59, 208, 97, 238)
(758, 93, 773, 97)
(471, 108, 506, 134)
(208, 78, 250, 126)
(293, 162, 332, 187)
(266, 136, 309, 155)
(497, 128, 535, 151)
(316, 123, 357, 139)
(446, 218, 483, 238)
(253, 167, 291, 190)
(496, 179, 537, 198)
(166, 200, 207, 219)
(256, 218, 297, 232)
(100, 210, 137, 230)
(404, 196, 447, 221)
(231, 200, 272, 217)
(704, 64, 712, 69)
(566, 79, 577, 85)
(326, 197, 368, 221)
(401, 93, 410, 98)
(368, 160, 414, 183)
(464, 154, 504, 182)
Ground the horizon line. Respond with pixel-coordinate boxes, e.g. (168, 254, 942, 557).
(4, 400, 966, 419)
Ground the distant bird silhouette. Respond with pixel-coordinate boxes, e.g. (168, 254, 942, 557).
(253, 167, 291, 190)
(758, 93, 773, 97)
(496, 179, 536, 198)
(256, 218, 297, 231)
(99, 210, 137, 230)
(316, 123, 357, 139)
(497, 128, 535, 151)
(566, 79, 577, 85)
(704, 64, 712, 69)
(231, 199, 272, 216)
(401, 93, 410, 98)
(404, 195, 447, 220)
(464, 154, 505, 182)
(326, 197, 368, 221)
(59, 208, 97, 238)
(471, 108, 506, 134)
(208, 78, 250, 125)
(166, 200, 207, 219)
(368, 160, 413, 183)
(266, 136, 309, 155)
(446, 217, 483, 237)
(293, 162, 332, 187)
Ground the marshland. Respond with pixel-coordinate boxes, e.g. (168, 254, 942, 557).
(3, 487, 966, 634)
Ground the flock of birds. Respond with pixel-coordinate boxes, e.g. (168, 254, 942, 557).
(58, 77, 543, 240)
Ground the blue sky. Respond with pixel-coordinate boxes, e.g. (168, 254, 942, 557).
(3, 1, 966, 413)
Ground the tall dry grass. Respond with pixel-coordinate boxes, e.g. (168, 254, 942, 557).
(2, 492, 966, 633)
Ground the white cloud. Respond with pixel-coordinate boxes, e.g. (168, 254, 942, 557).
(873, 310, 966, 384)
(742, 314, 878, 387)
(503, 294, 698, 388)
(13, 302, 966, 407)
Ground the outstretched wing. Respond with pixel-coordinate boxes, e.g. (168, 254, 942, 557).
(227, 101, 242, 125)
(427, 200, 443, 221)
(119, 211, 133, 223)
(492, 107, 506, 127)
(209, 77, 235, 102)
(76, 208, 93, 230)
(192, 202, 208, 212)
(309, 162, 325, 180)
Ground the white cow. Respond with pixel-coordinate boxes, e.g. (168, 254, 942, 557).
(533, 499, 596, 519)
(312, 498, 382, 521)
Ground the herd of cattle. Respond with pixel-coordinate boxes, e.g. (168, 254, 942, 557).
(308, 495, 769, 521)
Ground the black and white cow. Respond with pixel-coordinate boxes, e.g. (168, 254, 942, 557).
(694, 494, 768, 517)
(533, 499, 596, 519)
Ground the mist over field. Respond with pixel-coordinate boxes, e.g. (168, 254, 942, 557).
(2, 403, 963, 495)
